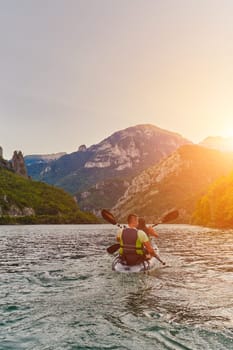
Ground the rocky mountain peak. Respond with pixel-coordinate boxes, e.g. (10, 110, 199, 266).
(84, 124, 191, 170)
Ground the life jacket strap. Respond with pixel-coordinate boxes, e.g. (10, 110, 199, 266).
(120, 244, 144, 253)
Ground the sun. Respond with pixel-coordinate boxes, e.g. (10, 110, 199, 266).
(225, 137, 233, 151)
(220, 122, 233, 138)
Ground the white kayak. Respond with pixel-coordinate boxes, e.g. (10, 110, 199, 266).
(112, 255, 158, 273)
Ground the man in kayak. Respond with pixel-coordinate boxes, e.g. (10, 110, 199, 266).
(116, 213, 157, 266)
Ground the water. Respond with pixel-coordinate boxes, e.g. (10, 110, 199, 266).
(0, 224, 232, 350)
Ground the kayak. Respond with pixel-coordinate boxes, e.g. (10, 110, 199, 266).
(112, 255, 158, 273)
(112, 243, 160, 273)
(111, 243, 160, 273)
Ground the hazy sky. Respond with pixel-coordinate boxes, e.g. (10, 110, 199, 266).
(1, 0, 233, 158)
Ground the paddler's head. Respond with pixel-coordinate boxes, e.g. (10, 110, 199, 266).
(138, 217, 146, 230)
(127, 213, 138, 228)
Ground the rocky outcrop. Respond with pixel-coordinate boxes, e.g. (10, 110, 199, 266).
(11, 151, 28, 178)
(78, 145, 87, 152)
(0, 147, 29, 177)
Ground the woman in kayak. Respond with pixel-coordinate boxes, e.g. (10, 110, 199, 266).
(138, 218, 159, 239)
(138, 217, 160, 256)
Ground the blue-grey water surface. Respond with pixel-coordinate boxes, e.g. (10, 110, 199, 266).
(0, 224, 232, 350)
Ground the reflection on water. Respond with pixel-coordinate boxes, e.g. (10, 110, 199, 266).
(0, 224, 232, 349)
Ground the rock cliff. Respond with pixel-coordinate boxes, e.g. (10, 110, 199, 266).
(113, 145, 233, 222)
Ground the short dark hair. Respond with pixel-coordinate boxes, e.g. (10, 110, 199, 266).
(127, 213, 138, 224)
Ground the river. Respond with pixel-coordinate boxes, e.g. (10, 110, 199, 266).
(0, 224, 232, 349)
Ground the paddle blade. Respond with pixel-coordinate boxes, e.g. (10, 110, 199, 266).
(107, 243, 120, 254)
(101, 209, 117, 225)
(161, 209, 179, 223)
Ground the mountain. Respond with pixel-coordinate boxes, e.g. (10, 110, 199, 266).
(26, 124, 191, 213)
(200, 136, 233, 152)
(193, 171, 233, 228)
(0, 167, 98, 224)
(113, 145, 233, 222)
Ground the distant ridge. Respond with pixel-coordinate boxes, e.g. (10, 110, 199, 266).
(25, 152, 66, 164)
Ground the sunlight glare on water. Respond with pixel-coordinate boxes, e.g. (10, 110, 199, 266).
(0, 224, 232, 349)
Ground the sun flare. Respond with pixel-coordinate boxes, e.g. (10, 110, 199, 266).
(224, 137, 233, 151)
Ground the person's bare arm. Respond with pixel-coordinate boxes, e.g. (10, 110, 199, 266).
(144, 241, 156, 256)
(147, 226, 159, 238)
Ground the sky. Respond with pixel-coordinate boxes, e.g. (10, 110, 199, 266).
(1, 0, 233, 159)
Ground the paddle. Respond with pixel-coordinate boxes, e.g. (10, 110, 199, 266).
(107, 243, 122, 254)
(101, 209, 126, 228)
(103, 209, 179, 263)
(152, 208, 179, 227)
